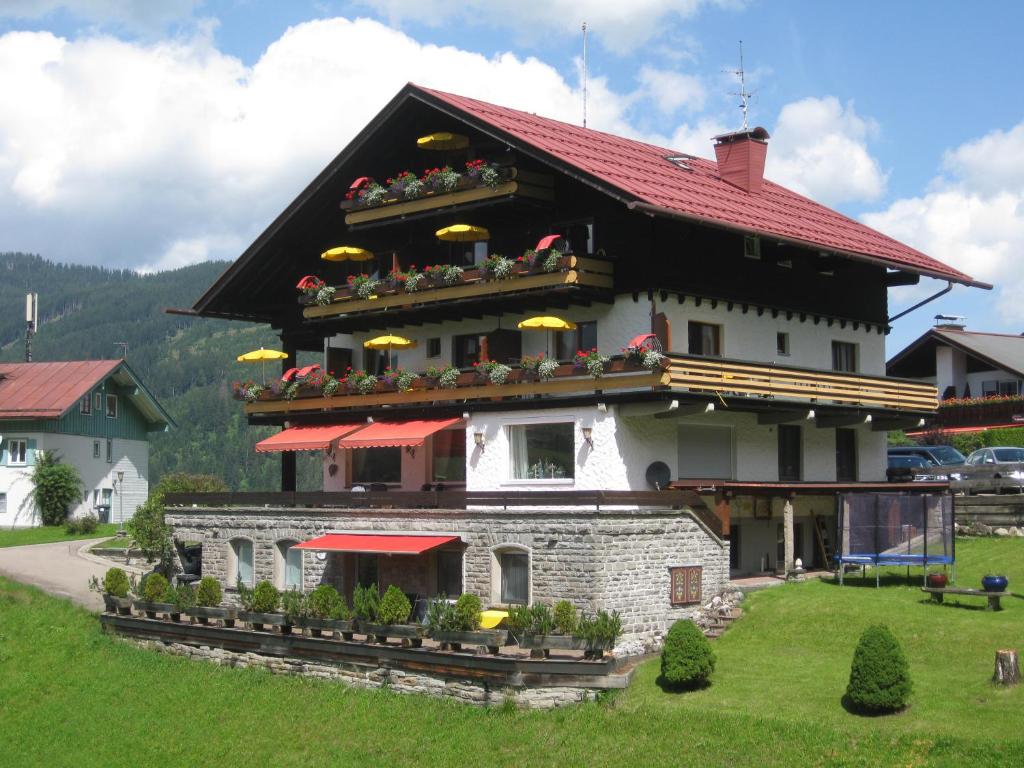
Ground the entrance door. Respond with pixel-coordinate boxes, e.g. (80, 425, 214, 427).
(729, 524, 741, 570)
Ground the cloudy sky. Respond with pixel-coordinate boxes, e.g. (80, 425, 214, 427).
(1, 0, 1022, 353)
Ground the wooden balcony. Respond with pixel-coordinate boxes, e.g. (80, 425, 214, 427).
(243, 358, 668, 417)
(666, 354, 937, 412)
(302, 255, 613, 322)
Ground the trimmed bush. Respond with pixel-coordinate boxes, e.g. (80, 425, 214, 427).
(352, 584, 379, 622)
(377, 585, 412, 625)
(170, 584, 196, 611)
(845, 624, 911, 714)
(103, 567, 130, 598)
(661, 619, 715, 689)
(31, 451, 82, 526)
(307, 584, 349, 619)
(280, 589, 306, 619)
(141, 572, 169, 603)
(195, 577, 222, 607)
(553, 600, 577, 635)
(251, 581, 280, 614)
(65, 515, 98, 535)
(453, 593, 482, 631)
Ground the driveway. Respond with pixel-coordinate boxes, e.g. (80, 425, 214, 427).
(0, 538, 136, 610)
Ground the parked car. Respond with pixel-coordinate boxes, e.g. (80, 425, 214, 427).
(886, 454, 947, 483)
(949, 447, 1024, 494)
(887, 445, 966, 467)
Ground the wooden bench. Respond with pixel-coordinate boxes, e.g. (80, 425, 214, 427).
(921, 587, 1009, 611)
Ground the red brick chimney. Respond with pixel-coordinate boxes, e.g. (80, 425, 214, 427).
(713, 126, 770, 193)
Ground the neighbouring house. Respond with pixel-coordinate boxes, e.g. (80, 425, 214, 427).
(0, 360, 173, 527)
(167, 84, 983, 648)
(887, 320, 1024, 434)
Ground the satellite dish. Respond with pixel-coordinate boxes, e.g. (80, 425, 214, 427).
(646, 461, 671, 490)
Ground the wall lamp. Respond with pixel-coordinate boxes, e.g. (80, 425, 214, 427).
(473, 431, 486, 452)
(581, 426, 594, 449)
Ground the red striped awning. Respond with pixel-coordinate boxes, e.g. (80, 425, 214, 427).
(293, 533, 460, 555)
(255, 424, 365, 453)
(337, 418, 462, 449)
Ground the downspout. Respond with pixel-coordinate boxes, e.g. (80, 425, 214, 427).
(887, 281, 953, 324)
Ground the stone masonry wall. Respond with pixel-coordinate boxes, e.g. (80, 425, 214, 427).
(167, 506, 728, 649)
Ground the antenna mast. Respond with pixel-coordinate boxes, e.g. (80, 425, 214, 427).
(729, 40, 753, 131)
(582, 21, 588, 128)
(24, 292, 38, 363)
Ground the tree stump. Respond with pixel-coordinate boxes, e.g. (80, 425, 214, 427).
(993, 649, 1020, 685)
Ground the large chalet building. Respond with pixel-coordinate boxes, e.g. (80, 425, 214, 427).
(168, 84, 982, 647)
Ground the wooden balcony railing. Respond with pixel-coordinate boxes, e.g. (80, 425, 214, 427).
(302, 256, 613, 321)
(666, 354, 937, 412)
(243, 358, 668, 416)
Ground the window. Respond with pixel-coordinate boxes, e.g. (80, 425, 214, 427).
(275, 541, 302, 590)
(80, 394, 92, 415)
(554, 321, 597, 361)
(776, 332, 790, 356)
(499, 551, 529, 604)
(94, 392, 102, 411)
(0, 493, 6, 516)
(106, 438, 113, 464)
(999, 380, 1021, 395)
(351, 447, 401, 484)
(436, 550, 463, 596)
(836, 428, 857, 482)
(509, 422, 574, 480)
(231, 539, 254, 586)
(92, 489, 100, 507)
(744, 235, 761, 260)
(356, 554, 378, 589)
(93, 440, 101, 459)
(6, 439, 27, 466)
(101, 488, 112, 507)
(688, 322, 721, 357)
(982, 380, 998, 396)
(106, 394, 118, 418)
(432, 429, 466, 482)
(778, 425, 802, 481)
(426, 337, 442, 358)
(831, 341, 857, 372)
(452, 334, 482, 368)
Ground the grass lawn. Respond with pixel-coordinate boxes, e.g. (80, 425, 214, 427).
(0, 523, 117, 548)
(90, 536, 133, 550)
(0, 538, 1022, 767)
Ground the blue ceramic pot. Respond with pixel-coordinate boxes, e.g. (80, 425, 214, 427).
(982, 575, 1008, 593)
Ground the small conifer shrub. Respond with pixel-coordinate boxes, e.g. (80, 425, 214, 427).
(377, 585, 412, 625)
(195, 577, 223, 607)
(352, 584, 379, 622)
(845, 624, 911, 713)
(141, 572, 169, 603)
(308, 584, 348, 619)
(453, 593, 482, 631)
(103, 567, 130, 598)
(553, 600, 578, 635)
(251, 580, 280, 614)
(660, 619, 715, 689)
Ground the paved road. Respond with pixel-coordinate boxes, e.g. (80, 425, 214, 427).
(0, 538, 118, 610)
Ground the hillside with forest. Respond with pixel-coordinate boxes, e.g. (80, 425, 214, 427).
(0, 253, 321, 494)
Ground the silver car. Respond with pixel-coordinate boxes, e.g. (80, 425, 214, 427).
(950, 447, 1024, 494)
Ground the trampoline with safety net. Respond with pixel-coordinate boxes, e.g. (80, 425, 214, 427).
(836, 493, 955, 586)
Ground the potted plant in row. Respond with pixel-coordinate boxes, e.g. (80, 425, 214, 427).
(237, 580, 291, 633)
(184, 577, 237, 627)
(358, 585, 423, 646)
(290, 584, 356, 640)
(132, 573, 179, 620)
(91, 567, 134, 615)
(510, 601, 583, 658)
(428, 593, 508, 654)
(575, 610, 623, 660)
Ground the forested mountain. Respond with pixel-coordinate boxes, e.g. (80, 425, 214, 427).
(0, 253, 321, 492)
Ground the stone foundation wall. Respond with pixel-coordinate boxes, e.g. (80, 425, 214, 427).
(166, 505, 728, 650)
(131, 638, 597, 709)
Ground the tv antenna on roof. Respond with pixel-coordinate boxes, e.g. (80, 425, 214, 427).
(728, 40, 754, 131)
(582, 21, 589, 128)
(114, 341, 128, 359)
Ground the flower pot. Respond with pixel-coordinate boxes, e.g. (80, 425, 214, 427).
(103, 594, 134, 615)
(431, 629, 509, 654)
(359, 622, 423, 647)
(294, 616, 356, 640)
(926, 573, 948, 589)
(982, 575, 1008, 593)
(184, 605, 237, 627)
(517, 633, 588, 658)
(238, 611, 293, 633)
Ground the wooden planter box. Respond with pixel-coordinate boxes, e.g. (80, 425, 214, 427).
(132, 600, 181, 621)
(293, 616, 356, 640)
(516, 634, 613, 659)
(183, 605, 237, 627)
(238, 611, 293, 633)
(431, 629, 509, 654)
(103, 594, 133, 616)
(360, 622, 424, 647)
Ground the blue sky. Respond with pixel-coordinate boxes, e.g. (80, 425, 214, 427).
(1, 0, 1022, 354)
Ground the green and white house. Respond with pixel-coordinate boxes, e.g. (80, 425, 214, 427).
(0, 360, 172, 528)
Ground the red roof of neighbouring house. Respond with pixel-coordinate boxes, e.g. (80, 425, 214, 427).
(416, 85, 984, 287)
(0, 360, 173, 428)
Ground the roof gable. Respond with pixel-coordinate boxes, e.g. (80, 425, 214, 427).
(887, 328, 1024, 379)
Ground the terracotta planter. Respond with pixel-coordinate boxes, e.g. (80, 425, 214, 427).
(184, 605, 237, 627)
(431, 629, 508, 654)
(926, 573, 948, 589)
(359, 622, 423, 646)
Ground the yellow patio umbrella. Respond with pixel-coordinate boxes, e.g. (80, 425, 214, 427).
(416, 132, 469, 151)
(321, 246, 375, 262)
(364, 335, 417, 368)
(236, 347, 289, 385)
(517, 316, 577, 356)
(435, 224, 490, 242)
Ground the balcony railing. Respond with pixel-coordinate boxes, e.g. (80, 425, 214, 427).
(242, 357, 668, 416)
(666, 353, 937, 412)
(302, 255, 613, 321)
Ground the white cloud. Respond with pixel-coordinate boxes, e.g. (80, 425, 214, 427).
(637, 65, 705, 114)
(765, 96, 887, 206)
(863, 121, 1024, 323)
(0, 1, 200, 32)
(356, 0, 741, 55)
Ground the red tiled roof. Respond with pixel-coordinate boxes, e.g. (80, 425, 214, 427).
(416, 85, 982, 287)
(0, 360, 122, 419)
